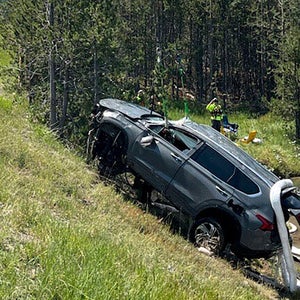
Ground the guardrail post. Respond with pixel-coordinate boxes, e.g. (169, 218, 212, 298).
(270, 179, 299, 292)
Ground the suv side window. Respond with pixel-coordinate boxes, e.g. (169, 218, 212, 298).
(148, 125, 198, 151)
(191, 145, 259, 195)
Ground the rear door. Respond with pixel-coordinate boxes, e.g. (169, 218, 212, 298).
(165, 143, 234, 217)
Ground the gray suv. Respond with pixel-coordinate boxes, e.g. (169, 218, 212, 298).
(87, 98, 300, 259)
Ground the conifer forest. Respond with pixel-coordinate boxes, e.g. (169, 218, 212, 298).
(0, 0, 299, 142)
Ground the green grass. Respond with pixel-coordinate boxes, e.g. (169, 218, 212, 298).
(0, 98, 283, 299)
(234, 113, 300, 178)
(0, 48, 11, 68)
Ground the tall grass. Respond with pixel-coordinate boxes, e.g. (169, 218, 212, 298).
(233, 112, 300, 178)
(0, 42, 15, 93)
(0, 97, 282, 299)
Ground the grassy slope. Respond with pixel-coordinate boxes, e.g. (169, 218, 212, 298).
(0, 98, 283, 299)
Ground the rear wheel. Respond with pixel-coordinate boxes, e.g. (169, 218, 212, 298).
(191, 217, 226, 256)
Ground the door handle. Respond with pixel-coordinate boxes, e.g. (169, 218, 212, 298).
(171, 152, 182, 162)
(216, 186, 228, 197)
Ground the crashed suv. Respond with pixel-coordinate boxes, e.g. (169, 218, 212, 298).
(87, 98, 300, 259)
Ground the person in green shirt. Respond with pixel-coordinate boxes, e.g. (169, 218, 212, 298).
(206, 98, 223, 132)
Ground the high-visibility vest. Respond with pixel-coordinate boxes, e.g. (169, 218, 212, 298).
(206, 103, 223, 121)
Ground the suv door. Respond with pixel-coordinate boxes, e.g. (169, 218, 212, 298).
(165, 143, 235, 217)
(130, 129, 189, 193)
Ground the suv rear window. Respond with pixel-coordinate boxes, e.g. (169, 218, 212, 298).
(191, 145, 259, 195)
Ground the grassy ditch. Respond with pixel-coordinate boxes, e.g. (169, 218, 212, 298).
(0, 97, 284, 299)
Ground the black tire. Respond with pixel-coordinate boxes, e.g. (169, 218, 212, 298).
(98, 129, 127, 177)
(191, 217, 226, 256)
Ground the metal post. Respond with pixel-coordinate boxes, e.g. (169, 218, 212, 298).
(270, 179, 299, 292)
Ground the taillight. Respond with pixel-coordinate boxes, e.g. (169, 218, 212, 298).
(256, 214, 274, 231)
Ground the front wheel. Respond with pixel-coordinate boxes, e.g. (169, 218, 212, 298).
(191, 217, 226, 256)
(97, 129, 127, 177)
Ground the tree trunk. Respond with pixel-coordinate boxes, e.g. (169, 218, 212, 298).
(93, 40, 99, 105)
(208, 0, 214, 100)
(59, 63, 69, 137)
(296, 63, 300, 140)
(48, 1, 57, 130)
(296, 110, 300, 140)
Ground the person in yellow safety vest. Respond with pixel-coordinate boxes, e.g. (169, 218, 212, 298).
(206, 97, 223, 132)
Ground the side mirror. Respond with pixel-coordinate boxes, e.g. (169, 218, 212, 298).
(140, 135, 154, 147)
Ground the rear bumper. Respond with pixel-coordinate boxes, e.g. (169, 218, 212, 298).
(233, 228, 282, 259)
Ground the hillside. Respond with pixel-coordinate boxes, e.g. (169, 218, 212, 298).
(0, 97, 287, 299)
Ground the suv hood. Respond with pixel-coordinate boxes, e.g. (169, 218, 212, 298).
(100, 98, 163, 120)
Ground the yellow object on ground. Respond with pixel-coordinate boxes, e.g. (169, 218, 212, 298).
(239, 130, 257, 144)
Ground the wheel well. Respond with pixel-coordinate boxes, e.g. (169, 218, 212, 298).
(95, 123, 128, 156)
(193, 208, 241, 244)
(92, 122, 129, 176)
